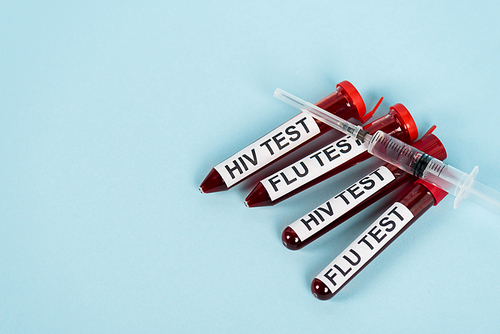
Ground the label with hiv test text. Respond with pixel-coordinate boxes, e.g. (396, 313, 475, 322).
(316, 202, 414, 296)
(214, 114, 320, 187)
(261, 135, 368, 201)
(290, 166, 396, 241)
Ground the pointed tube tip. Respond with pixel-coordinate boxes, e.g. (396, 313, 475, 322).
(282, 227, 302, 250)
(311, 278, 333, 300)
(199, 168, 229, 193)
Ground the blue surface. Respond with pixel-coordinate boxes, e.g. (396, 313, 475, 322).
(2, 0, 500, 333)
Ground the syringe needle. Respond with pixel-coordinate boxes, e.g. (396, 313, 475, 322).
(275, 88, 500, 215)
(274, 88, 371, 141)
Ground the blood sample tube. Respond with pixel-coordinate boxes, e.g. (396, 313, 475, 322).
(282, 129, 446, 250)
(311, 179, 448, 300)
(245, 103, 418, 207)
(199, 81, 373, 193)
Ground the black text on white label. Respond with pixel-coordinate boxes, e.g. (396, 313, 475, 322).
(261, 135, 368, 201)
(290, 166, 396, 241)
(316, 202, 414, 296)
(214, 114, 320, 187)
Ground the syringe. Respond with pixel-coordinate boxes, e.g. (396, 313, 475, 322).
(274, 88, 500, 215)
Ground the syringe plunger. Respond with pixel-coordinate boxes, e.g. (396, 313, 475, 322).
(367, 130, 500, 214)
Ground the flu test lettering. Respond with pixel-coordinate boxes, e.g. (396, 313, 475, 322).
(263, 135, 366, 199)
(320, 203, 413, 293)
(214, 114, 320, 187)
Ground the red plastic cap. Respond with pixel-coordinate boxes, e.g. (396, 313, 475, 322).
(336, 81, 367, 121)
(415, 180, 448, 206)
(390, 103, 418, 142)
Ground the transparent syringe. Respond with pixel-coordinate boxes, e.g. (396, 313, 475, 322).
(274, 88, 500, 215)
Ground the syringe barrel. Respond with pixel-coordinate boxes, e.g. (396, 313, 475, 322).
(367, 131, 464, 194)
(423, 164, 466, 194)
(367, 130, 426, 176)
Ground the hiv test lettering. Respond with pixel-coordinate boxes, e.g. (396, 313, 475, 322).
(290, 166, 396, 241)
(214, 114, 320, 187)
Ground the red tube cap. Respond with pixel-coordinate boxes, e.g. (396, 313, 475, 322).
(336, 81, 367, 122)
(390, 103, 419, 142)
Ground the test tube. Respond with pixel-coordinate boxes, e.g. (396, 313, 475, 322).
(311, 180, 448, 300)
(199, 81, 372, 193)
(282, 131, 446, 250)
(245, 104, 418, 207)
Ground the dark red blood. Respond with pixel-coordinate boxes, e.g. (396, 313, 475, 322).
(281, 226, 301, 250)
(311, 278, 333, 301)
(199, 168, 228, 193)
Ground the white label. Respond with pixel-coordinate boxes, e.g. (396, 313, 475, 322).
(316, 202, 414, 296)
(261, 135, 368, 201)
(290, 166, 396, 241)
(214, 114, 320, 187)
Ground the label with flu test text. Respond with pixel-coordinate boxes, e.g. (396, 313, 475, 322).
(214, 114, 320, 187)
(261, 135, 369, 201)
(316, 202, 414, 296)
(290, 166, 396, 241)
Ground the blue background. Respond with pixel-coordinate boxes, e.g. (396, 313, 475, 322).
(1, 0, 500, 333)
